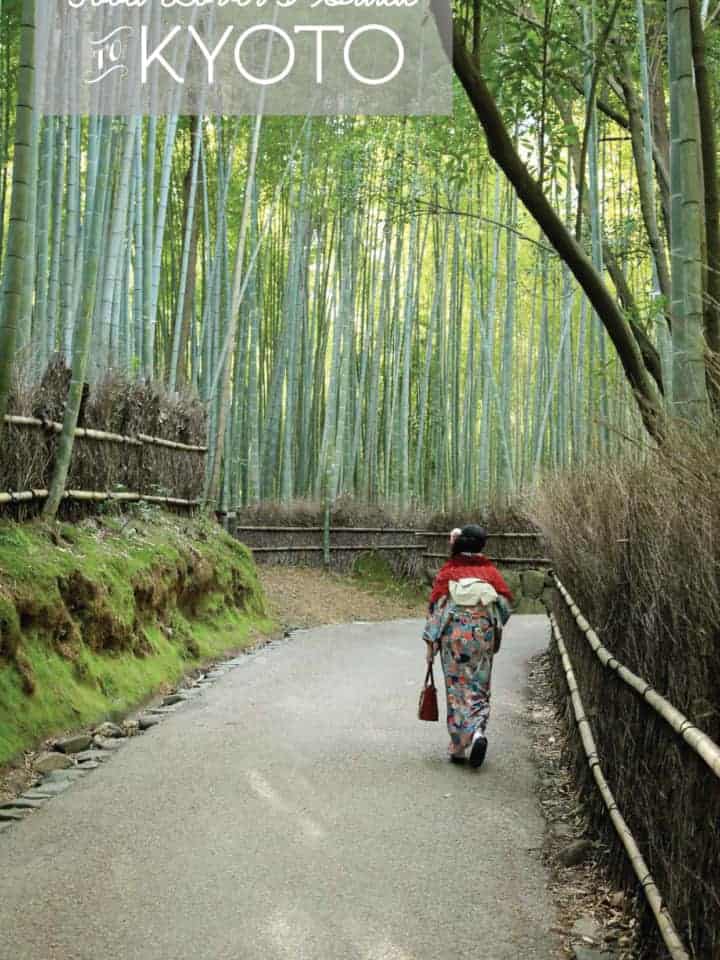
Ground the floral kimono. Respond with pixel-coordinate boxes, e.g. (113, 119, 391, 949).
(423, 596, 510, 757)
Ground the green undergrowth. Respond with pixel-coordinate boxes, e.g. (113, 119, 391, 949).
(0, 509, 272, 764)
(351, 553, 427, 606)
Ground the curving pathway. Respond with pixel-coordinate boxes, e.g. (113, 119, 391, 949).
(0, 615, 559, 960)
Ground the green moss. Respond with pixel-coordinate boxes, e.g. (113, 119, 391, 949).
(352, 552, 427, 606)
(0, 509, 272, 765)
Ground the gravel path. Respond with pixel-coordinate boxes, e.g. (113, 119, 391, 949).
(0, 615, 560, 960)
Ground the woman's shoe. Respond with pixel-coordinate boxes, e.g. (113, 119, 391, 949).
(449, 753, 466, 764)
(468, 734, 488, 769)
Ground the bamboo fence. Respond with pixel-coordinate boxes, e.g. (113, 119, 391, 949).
(552, 572, 720, 780)
(232, 524, 551, 567)
(0, 414, 207, 510)
(549, 609, 690, 960)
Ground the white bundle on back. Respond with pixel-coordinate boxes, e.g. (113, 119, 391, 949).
(448, 578, 499, 608)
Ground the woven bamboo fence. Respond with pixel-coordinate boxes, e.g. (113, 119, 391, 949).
(548, 573, 720, 958)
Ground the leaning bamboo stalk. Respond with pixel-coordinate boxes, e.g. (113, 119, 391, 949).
(549, 611, 690, 960)
(552, 574, 720, 779)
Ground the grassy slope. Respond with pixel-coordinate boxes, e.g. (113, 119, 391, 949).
(0, 509, 272, 763)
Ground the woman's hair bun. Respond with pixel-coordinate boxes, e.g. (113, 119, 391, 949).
(451, 523, 488, 555)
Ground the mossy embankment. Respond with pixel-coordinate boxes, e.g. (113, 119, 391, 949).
(0, 510, 272, 764)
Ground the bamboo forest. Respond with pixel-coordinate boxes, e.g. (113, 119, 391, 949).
(0, 0, 718, 512)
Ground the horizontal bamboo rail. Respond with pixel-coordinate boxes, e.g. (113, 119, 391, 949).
(235, 525, 321, 533)
(549, 610, 690, 960)
(0, 490, 47, 504)
(0, 489, 200, 508)
(552, 573, 720, 781)
(417, 530, 542, 539)
(137, 433, 207, 453)
(250, 543, 425, 554)
(233, 525, 542, 538)
(424, 552, 552, 565)
(4, 414, 207, 453)
(235, 525, 421, 534)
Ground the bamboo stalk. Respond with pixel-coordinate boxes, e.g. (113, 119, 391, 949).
(552, 574, 720, 779)
(549, 611, 690, 960)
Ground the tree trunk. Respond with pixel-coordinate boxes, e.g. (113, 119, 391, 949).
(435, 10, 665, 439)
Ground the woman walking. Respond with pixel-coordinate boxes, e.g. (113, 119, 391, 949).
(424, 524, 512, 768)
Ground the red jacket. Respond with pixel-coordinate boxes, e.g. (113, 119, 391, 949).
(429, 554, 513, 608)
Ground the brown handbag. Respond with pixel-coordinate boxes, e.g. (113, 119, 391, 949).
(418, 663, 439, 721)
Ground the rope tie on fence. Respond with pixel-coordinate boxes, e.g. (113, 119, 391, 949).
(551, 572, 720, 781)
(549, 611, 690, 960)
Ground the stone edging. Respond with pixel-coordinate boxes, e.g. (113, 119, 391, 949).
(0, 634, 287, 835)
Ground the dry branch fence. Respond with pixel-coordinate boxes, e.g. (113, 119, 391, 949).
(0, 364, 209, 515)
(0, 407, 207, 514)
(549, 573, 720, 959)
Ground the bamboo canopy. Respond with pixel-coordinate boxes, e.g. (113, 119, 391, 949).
(549, 611, 690, 960)
(552, 573, 720, 780)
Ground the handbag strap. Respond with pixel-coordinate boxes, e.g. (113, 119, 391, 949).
(424, 663, 435, 689)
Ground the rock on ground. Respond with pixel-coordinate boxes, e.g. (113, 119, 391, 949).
(33, 752, 74, 774)
(54, 735, 93, 755)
